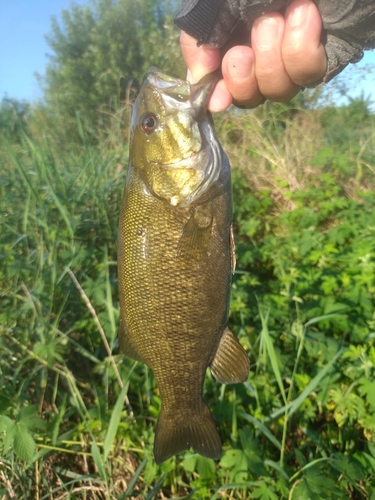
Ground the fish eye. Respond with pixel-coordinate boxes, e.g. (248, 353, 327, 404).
(141, 113, 158, 134)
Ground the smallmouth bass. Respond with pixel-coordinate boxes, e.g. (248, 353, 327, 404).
(118, 68, 249, 464)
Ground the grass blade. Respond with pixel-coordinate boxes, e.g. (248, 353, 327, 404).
(120, 457, 148, 499)
(102, 360, 137, 461)
(259, 307, 287, 405)
(304, 314, 342, 328)
(264, 459, 289, 479)
(287, 348, 343, 417)
(5, 140, 40, 202)
(238, 412, 281, 450)
(266, 348, 343, 421)
(103, 381, 129, 461)
(144, 473, 167, 500)
(91, 439, 106, 482)
(289, 457, 332, 482)
(211, 481, 260, 500)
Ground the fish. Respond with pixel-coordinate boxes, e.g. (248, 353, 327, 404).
(117, 68, 249, 464)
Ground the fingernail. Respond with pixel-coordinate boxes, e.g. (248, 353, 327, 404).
(287, 0, 309, 27)
(186, 67, 205, 84)
(227, 55, 253, 82)
(254, 17, 279, 49)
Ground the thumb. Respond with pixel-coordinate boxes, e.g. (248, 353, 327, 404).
(180, 31, 221, 83)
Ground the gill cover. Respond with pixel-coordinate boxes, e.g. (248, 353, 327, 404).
(130, 68, 224, 207)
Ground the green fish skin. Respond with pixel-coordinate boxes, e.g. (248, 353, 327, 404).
(118, 68, 249, 464)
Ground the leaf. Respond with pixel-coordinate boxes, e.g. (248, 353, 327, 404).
(182, 453, 198, 473)
(330, 455, 365, 485)
(219, 449, 244, 469)
(252, 482, 278, 500)
(358, 378, 375, 411)
(2, 421, 16, 455)
(240, 428, 267, 477)
(13, 424, 36, 462)
(0, 415, 13, 432)
(292, 461, 344, 498)
(219, 448, 248, 483)
(18, 405, 45, 432)
(368, 442, 375, 459)
(195, 456, 216, 481)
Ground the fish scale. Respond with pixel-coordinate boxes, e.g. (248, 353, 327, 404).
(118, 68, 249, 464)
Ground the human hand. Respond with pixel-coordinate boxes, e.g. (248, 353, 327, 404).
(180, 0, 327, 111)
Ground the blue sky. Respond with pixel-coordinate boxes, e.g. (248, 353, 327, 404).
(0, 0, 374, 104)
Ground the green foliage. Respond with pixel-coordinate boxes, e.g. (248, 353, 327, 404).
(0, 406, 44, 462)
(1, 97, 375, 498)
(0, 97, 29, 141)
(41, 0, 183, 139)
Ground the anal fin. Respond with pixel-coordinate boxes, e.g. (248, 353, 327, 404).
(210, 327, 249, 384)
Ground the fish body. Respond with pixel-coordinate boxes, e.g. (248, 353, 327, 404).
(118, 69, 249, 464)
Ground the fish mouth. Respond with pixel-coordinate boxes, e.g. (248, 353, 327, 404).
(162, 152, 200, 170)
(147, 67, 219, 111)
(147, 67, 192, 104)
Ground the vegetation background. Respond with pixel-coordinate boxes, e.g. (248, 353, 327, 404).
(1, 0, 375, 498)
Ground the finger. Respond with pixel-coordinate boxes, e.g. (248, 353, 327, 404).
(283, 0, 327, 85)
(207, 79, 233, 112)
(221, 46, 264, 108)
(180, 31, 221, 83)
(252, 13, 300, 101)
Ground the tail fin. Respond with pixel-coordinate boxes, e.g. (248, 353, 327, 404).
(153, 403, 221, 464)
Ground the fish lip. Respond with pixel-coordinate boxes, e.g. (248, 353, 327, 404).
(147, 67, 191, 101)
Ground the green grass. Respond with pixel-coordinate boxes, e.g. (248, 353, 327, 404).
(1, 100, 375, 499)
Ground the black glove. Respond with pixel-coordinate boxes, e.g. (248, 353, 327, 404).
(175, 0, 375, 85)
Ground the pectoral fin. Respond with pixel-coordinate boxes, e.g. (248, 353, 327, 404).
(118, 318, 144, 363)
(210, 327, 249, 384)
(177, 203, 213, 260)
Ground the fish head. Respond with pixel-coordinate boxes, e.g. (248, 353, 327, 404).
(129, 68, 222, 207)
